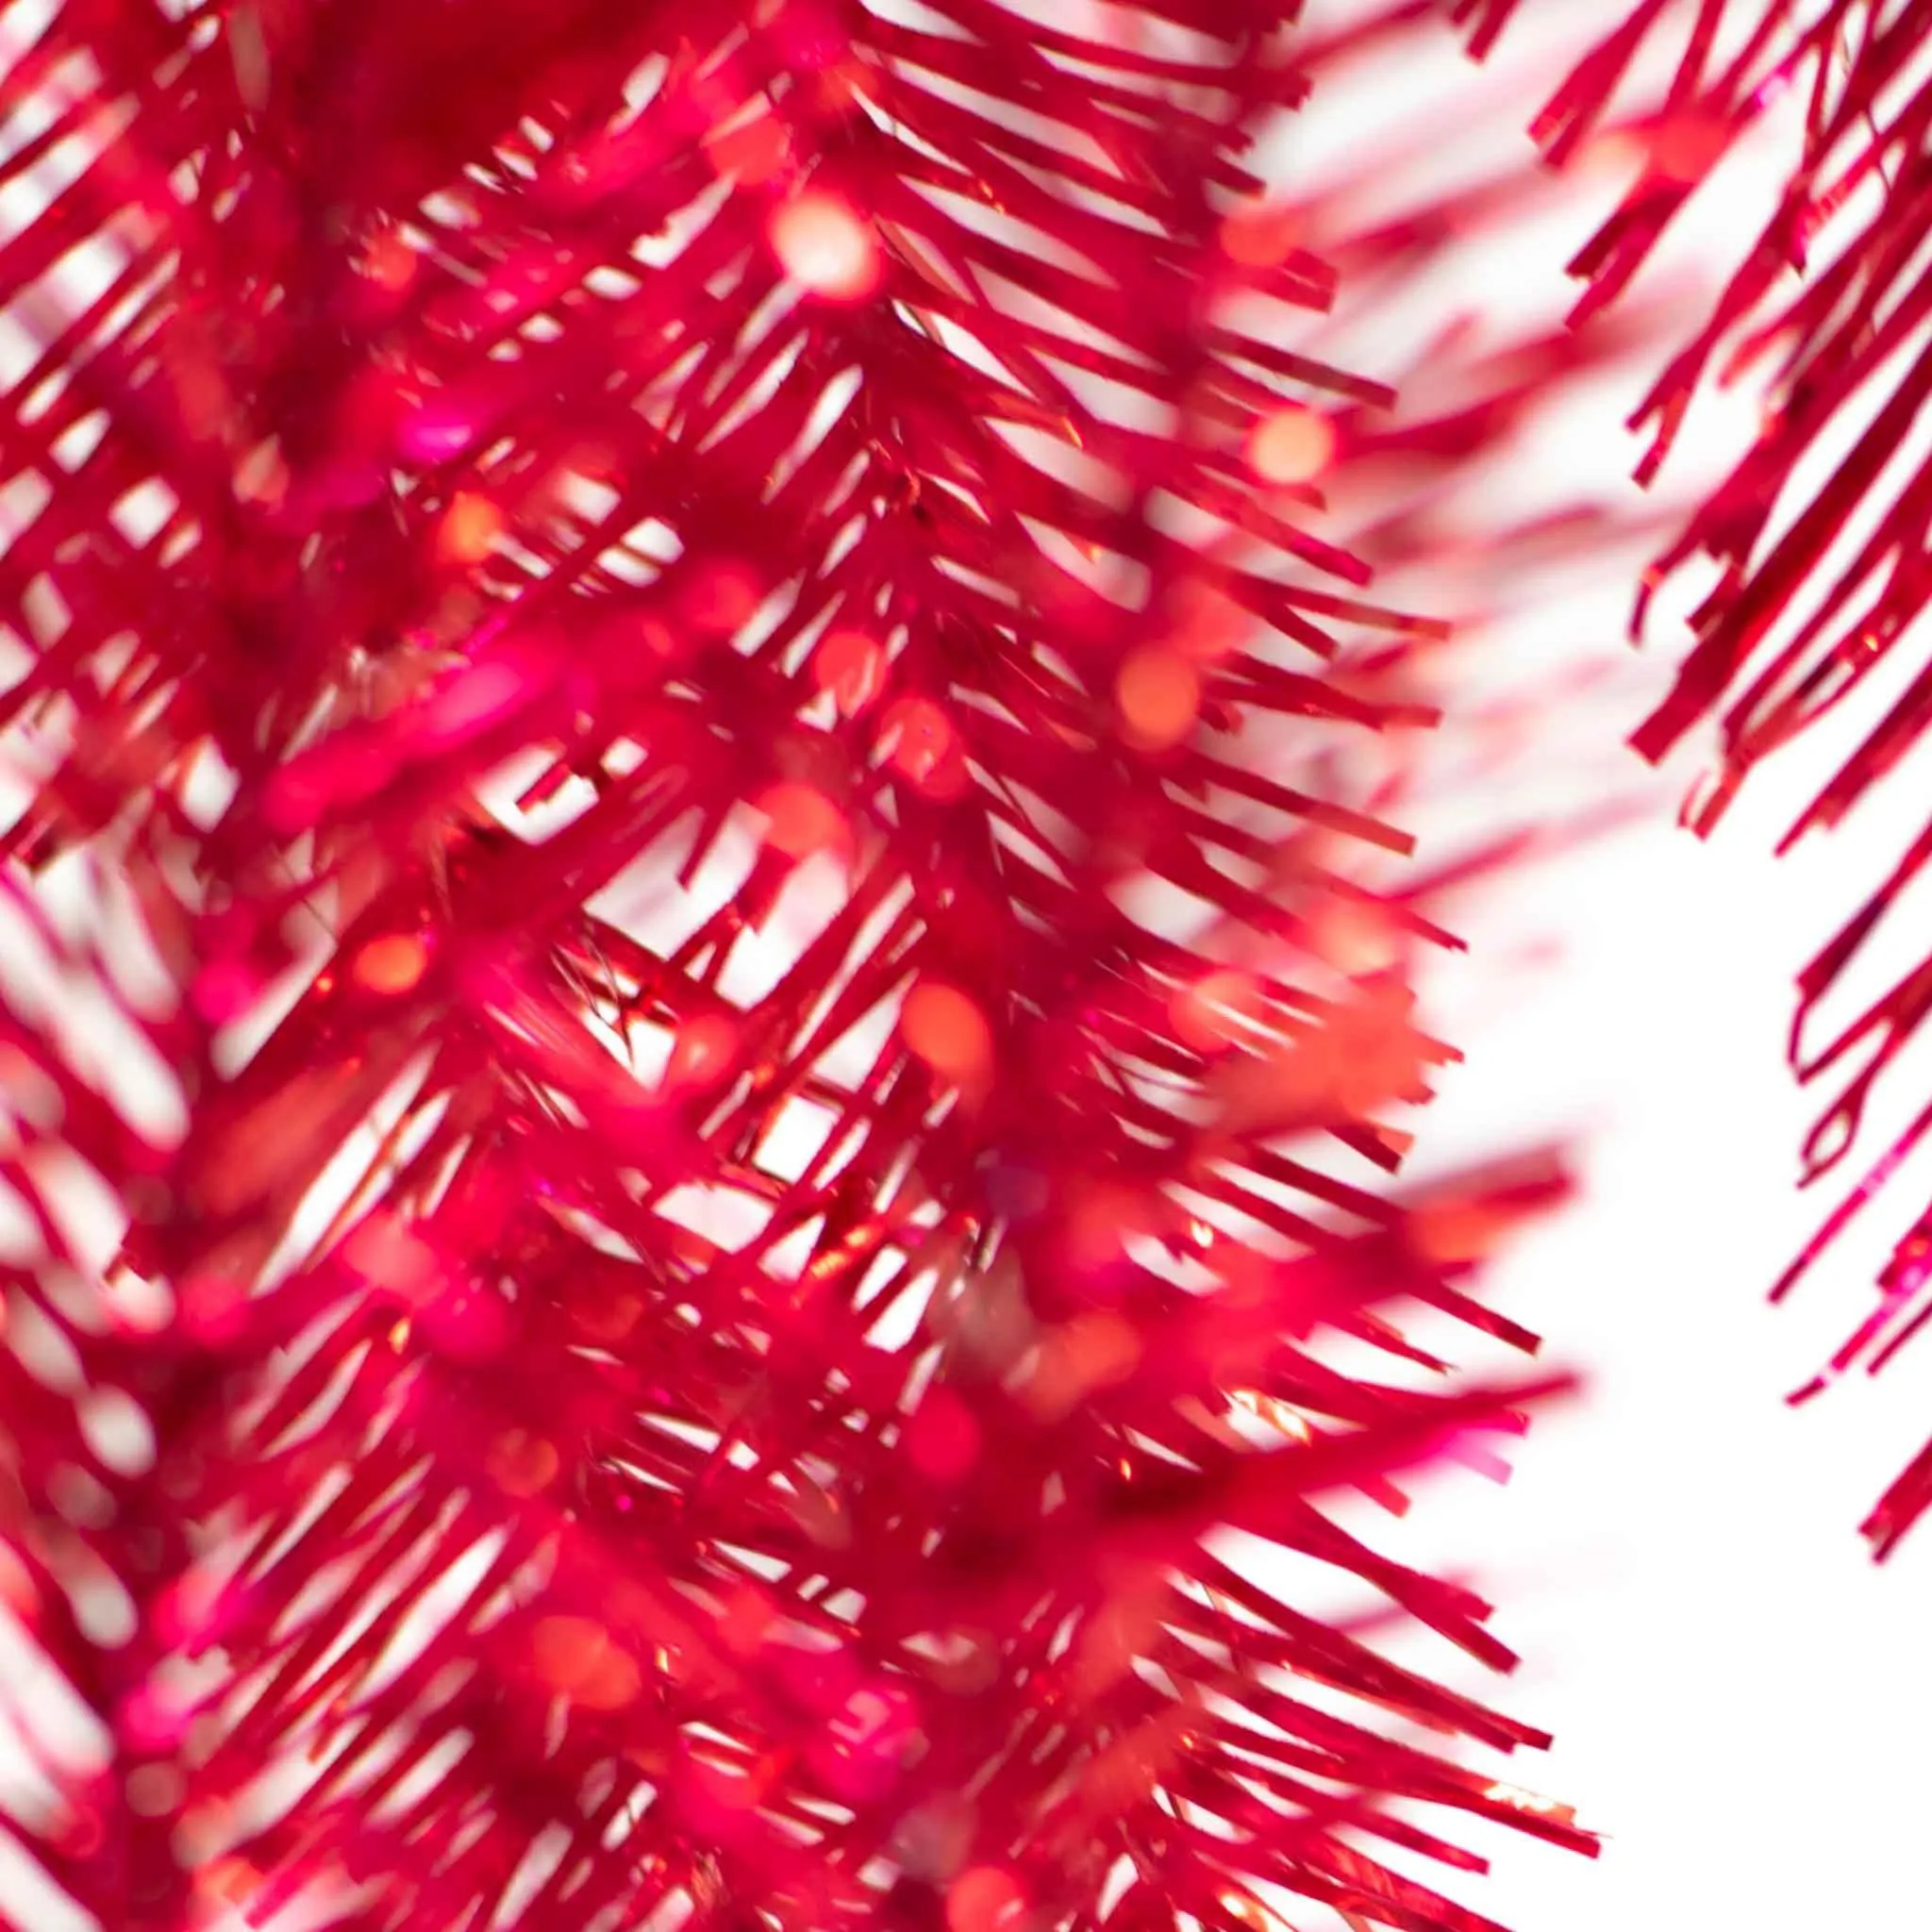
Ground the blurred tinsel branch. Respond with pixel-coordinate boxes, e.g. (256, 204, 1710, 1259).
(1, 3, 1930, 1932)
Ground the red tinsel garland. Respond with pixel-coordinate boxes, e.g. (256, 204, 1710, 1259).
(14, 0, 1932, 1923)
(0, 6, 1615, 1932)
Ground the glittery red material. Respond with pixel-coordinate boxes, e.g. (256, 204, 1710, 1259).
(0, 6, 1629, 1931)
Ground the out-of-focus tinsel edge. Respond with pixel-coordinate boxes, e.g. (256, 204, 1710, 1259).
(1424, 0, 1932, 1558)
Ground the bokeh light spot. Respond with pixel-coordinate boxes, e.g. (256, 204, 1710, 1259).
(880, 696, 961, 793)
(126, 1763, 184, 1817)
(439, 491, 502, 565)
(771, 192, 880, 300)
(719, 1585, 776, 1657)
(196, 1857, 260, 1913)
(191, 958, 257, 1025)
(947, 1866, 1027, 1932)
(903, 981, 992, 1088)
(685, 559, 763, 634)
(1247, 407, 1335, 486)
(532, 1615, 641, 1710)
(1172, 968, 1261, 1053)
(757, 782, 846, 860)
(1115, 647, 1200, 751)
(814, 629, 886, 713)
(353, 933, 428, 996)
(1220, 200, 1299, 268)
(361, 229, 417, 291)
(905, 1387, 981, 1484)
(488, 1428, 560, 1498)
(705, 110, 788, 185)
(0, 1543, 37, 1622)
(1650, 113, 1727, 181)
